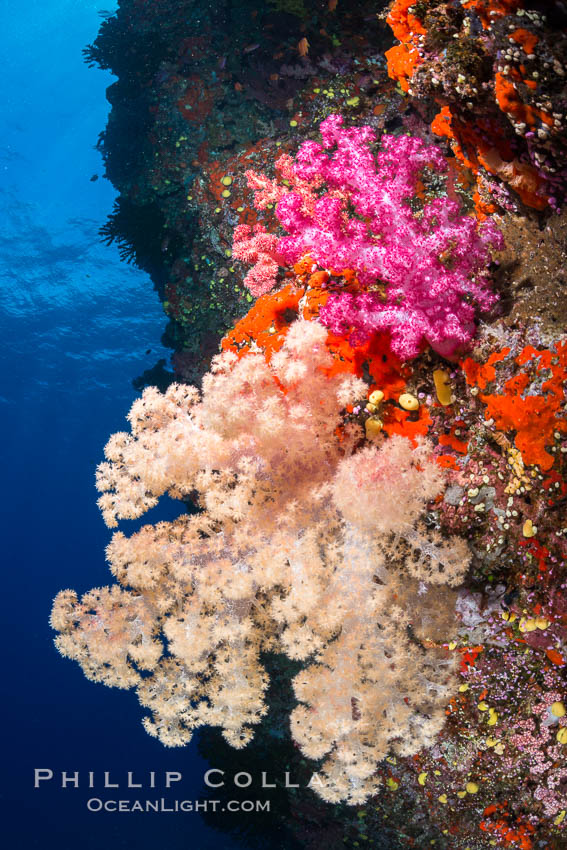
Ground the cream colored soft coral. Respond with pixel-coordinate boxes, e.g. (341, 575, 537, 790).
(95, 321, 365, 531)
(53, 320, 470, 804)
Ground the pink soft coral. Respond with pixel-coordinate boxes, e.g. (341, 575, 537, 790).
(232, 223, 285, 297)
(236, 114, 503, 360)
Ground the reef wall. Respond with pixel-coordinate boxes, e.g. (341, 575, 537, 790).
(53, 2, 567, 847)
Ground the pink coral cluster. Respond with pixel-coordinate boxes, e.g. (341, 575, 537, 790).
(237, 114, 504, 360)
(505, 692, 567, 820)
(232, 224, 285, 297)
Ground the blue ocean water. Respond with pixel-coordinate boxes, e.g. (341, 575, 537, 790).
(0, 2, 239, 846)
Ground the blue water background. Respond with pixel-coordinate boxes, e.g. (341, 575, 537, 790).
(0, 2, 239, 846)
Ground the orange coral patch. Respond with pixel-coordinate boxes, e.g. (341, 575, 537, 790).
(431, 106, 453, 141)
(459, 645, 483, 672)
(510, 28, 539, 56)
(462, 0, 522, 30)
(464, 342, 567, 471)
(546, 649, 566, 667)
(495, 72, 553, 129)
(516, 345, 554, 370)
(436, 455, 460, 470)
(439, 431, 468, 454)
(386, 0, 426, 42)
(385, 43, 421, 92)
(462, 348, 510, 389)
(474, 191, 499, 219)
(323, 331, 408, 400)
(383, 404, 432, 443)
(222, 284, 304, 360)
